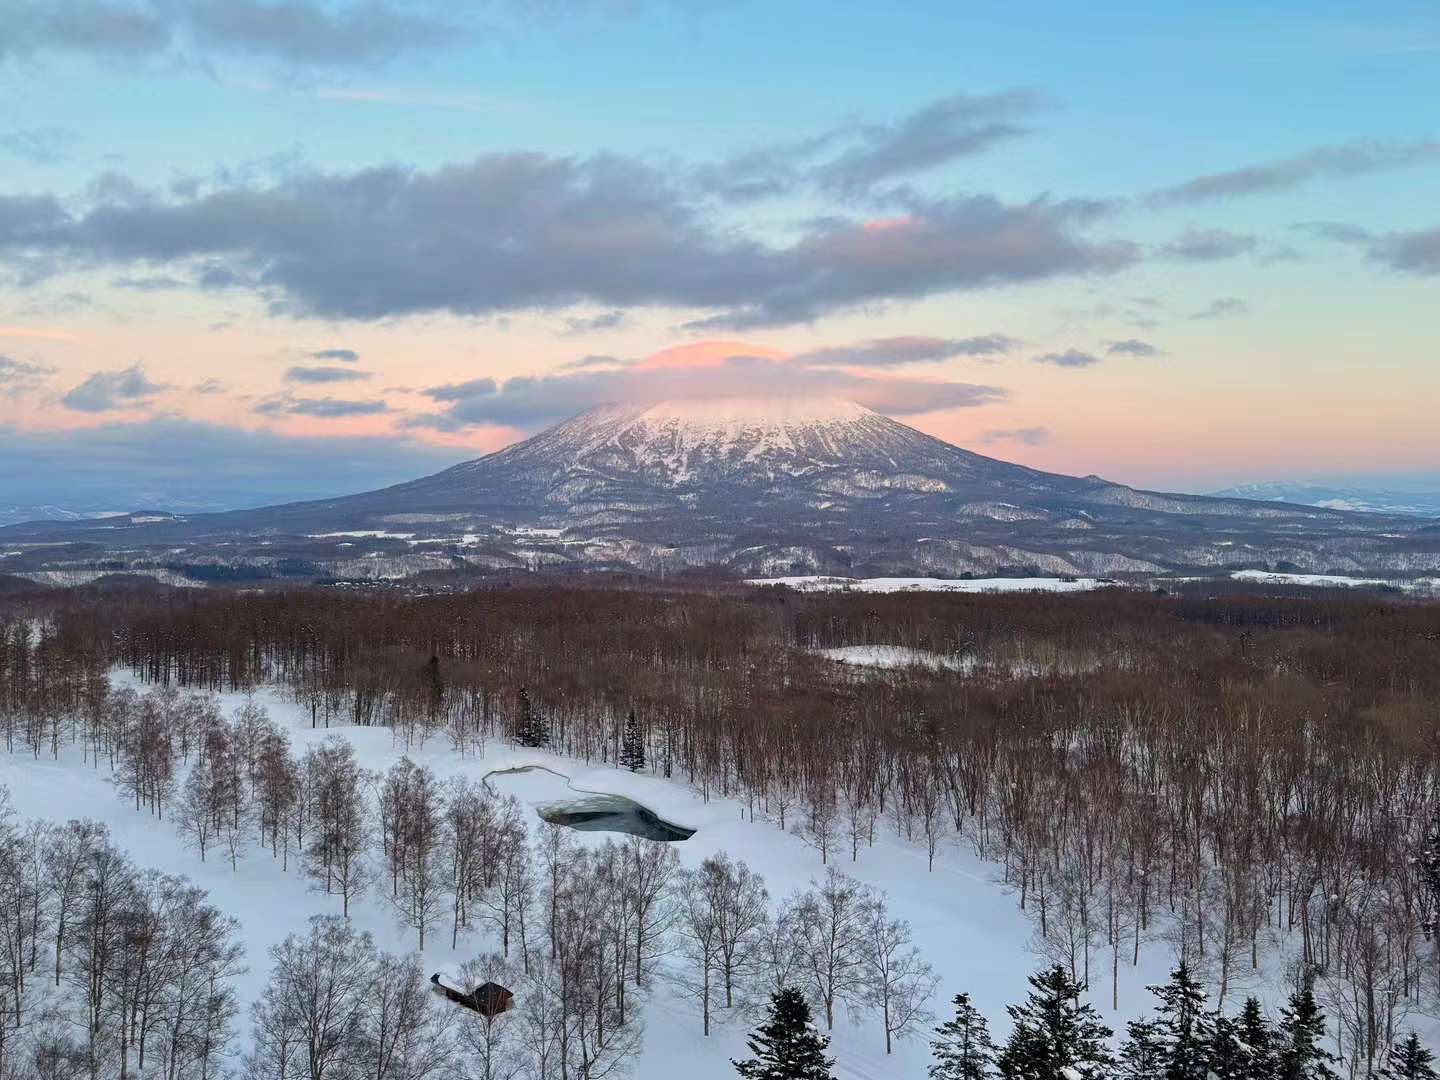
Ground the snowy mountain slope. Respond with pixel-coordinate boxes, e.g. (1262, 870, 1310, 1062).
(1211, 481, 1440, 518)
(3, 396, 1438, 580)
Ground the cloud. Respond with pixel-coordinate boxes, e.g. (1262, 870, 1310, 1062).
(113, 273, 189, 291)
(1297, 220, 1440, 275)
(1188, 297, 1250, 320)
(0, 152, 1135, 328)
(284, 365, 372, 384)
(1149, 138, 1440, 204)
(409, 349, 1007, 429)
(1368, 226, 1440, 275)
(558, 354, 629, 371)
(697, 91, 1042, 201)
(0, 126, 75, 162)
(0, 417, 464, 509)
(1158, 227, 1257, 261)
(1033, 348, 1100, 369)
(0, 353, 55, 396)
(561, 310, 627, 334)
(1106, 338, 1162, 357)
(980, 426, 1050, 445)
(789, 334, 1019, 368)
(1297, 220, 1374, 245)
(814, 91, 1042, 195)
(255, 394, 390, 418)
(60, 363, 168, 412)
(0, 0, 454, 67)
(309, 347, 359, 362)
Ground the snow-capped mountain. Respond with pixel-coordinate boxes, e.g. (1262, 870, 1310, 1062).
(4, 397, 1439, 582)
(1211, 481, 1440, 518)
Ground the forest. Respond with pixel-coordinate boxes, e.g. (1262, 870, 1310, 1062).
(1, 578, 1439, 1078)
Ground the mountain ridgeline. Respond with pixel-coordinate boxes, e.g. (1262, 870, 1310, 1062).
(3, 397, 1438, 584)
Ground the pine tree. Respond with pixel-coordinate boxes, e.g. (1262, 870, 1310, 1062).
(734, 987, 837, 1080)
(996, 966, 1115, 1080)
(1276, 988, 1338, 1080)
(1212, 998, 1276, 1080)
(1382, 1034, 1438, 1080)
(1119, 1018, 1167, 1080)
(620, 709, 646, 772)
(514, 687, 549, 748)
(1149, 962, 1214, 1080)
(931, 992, 995, 1080)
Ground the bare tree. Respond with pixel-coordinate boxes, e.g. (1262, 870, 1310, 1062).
(792, 868, 873, 1030)
(861, 896, 938, 1054)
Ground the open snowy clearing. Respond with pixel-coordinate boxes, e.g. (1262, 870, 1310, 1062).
(748, 575, 1110, 594)
(1229, 569, 1440, 592)
(0, 671, 1284, 1079)
(811, 644, 976, 673)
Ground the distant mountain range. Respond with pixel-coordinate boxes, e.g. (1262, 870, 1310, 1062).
(1210, 481, 1440, 518)
(3, 398, 1438, 585)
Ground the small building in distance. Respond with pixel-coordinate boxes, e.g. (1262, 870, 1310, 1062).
(431, 971, 515, 1018)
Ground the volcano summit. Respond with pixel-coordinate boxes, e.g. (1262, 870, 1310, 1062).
(3, 397, 1437, 584)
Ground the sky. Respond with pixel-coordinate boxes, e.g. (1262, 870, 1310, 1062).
(1, 0, 1438, 510)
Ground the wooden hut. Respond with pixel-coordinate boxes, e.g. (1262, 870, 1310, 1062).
(431, 972, 515, 1018)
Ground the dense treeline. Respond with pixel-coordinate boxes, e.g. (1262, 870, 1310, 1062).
(3, 582, 1440, 1076)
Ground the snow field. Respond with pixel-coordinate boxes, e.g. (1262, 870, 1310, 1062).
(0, 670, 1262, 1080)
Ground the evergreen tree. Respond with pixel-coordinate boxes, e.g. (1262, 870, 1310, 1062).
(1119, 1018, 1167, 1080)
(1117, 1025, 1175, 1080)
(733, 987, 837, 1080)
(1382, 1034, 1438, 1080)
(1276, 988, 1338, 1080)
(514, 687, 549, 748)
(1218, 998, 1277, 1080)
(1149, 963, 1214, 1080)
(996, 966, 1115, 1080)
(620, 709, 646, 772)
(930, 992, 995, 1080)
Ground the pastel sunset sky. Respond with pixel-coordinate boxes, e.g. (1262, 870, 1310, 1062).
(2, 0, 1437, 509)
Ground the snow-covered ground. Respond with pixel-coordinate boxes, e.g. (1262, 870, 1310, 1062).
(811, 644, 976, 673)
(1229, 569, 1440, 592)
(749, 575, 1109, 594)
(0, 672, 1252, 1079)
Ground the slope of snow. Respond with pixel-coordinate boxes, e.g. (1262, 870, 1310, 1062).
(0, 671, 1202, 1080)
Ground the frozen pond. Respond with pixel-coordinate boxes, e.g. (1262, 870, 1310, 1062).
(485, 765, 695, 841)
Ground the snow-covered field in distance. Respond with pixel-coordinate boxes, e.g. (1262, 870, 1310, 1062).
(1229, 569, 1440, 592)
(0, 670, 1197, 1080)
(747, 575, 1109, 593)
(812, 644, 976, 673)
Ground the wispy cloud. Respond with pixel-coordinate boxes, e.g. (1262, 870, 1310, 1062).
(1033, 348, 1101, 369)
(1149, 138, 1440, 205)
(1158, 228, 1257, 262)
(285, 366, 372, 384)
(980, 426, 1051, 445)
(255, 394, 390, 419)
(1106, 338, 1163, 357)
(405, 345, 1008, 430)
(789, 334, 1019, 368)
(1188, 297, 1250, 320)
(60, 363, 169, 412)
(0, 126, 75, 162)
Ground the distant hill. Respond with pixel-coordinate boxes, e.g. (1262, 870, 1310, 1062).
(1211, 481, 1440, 518)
